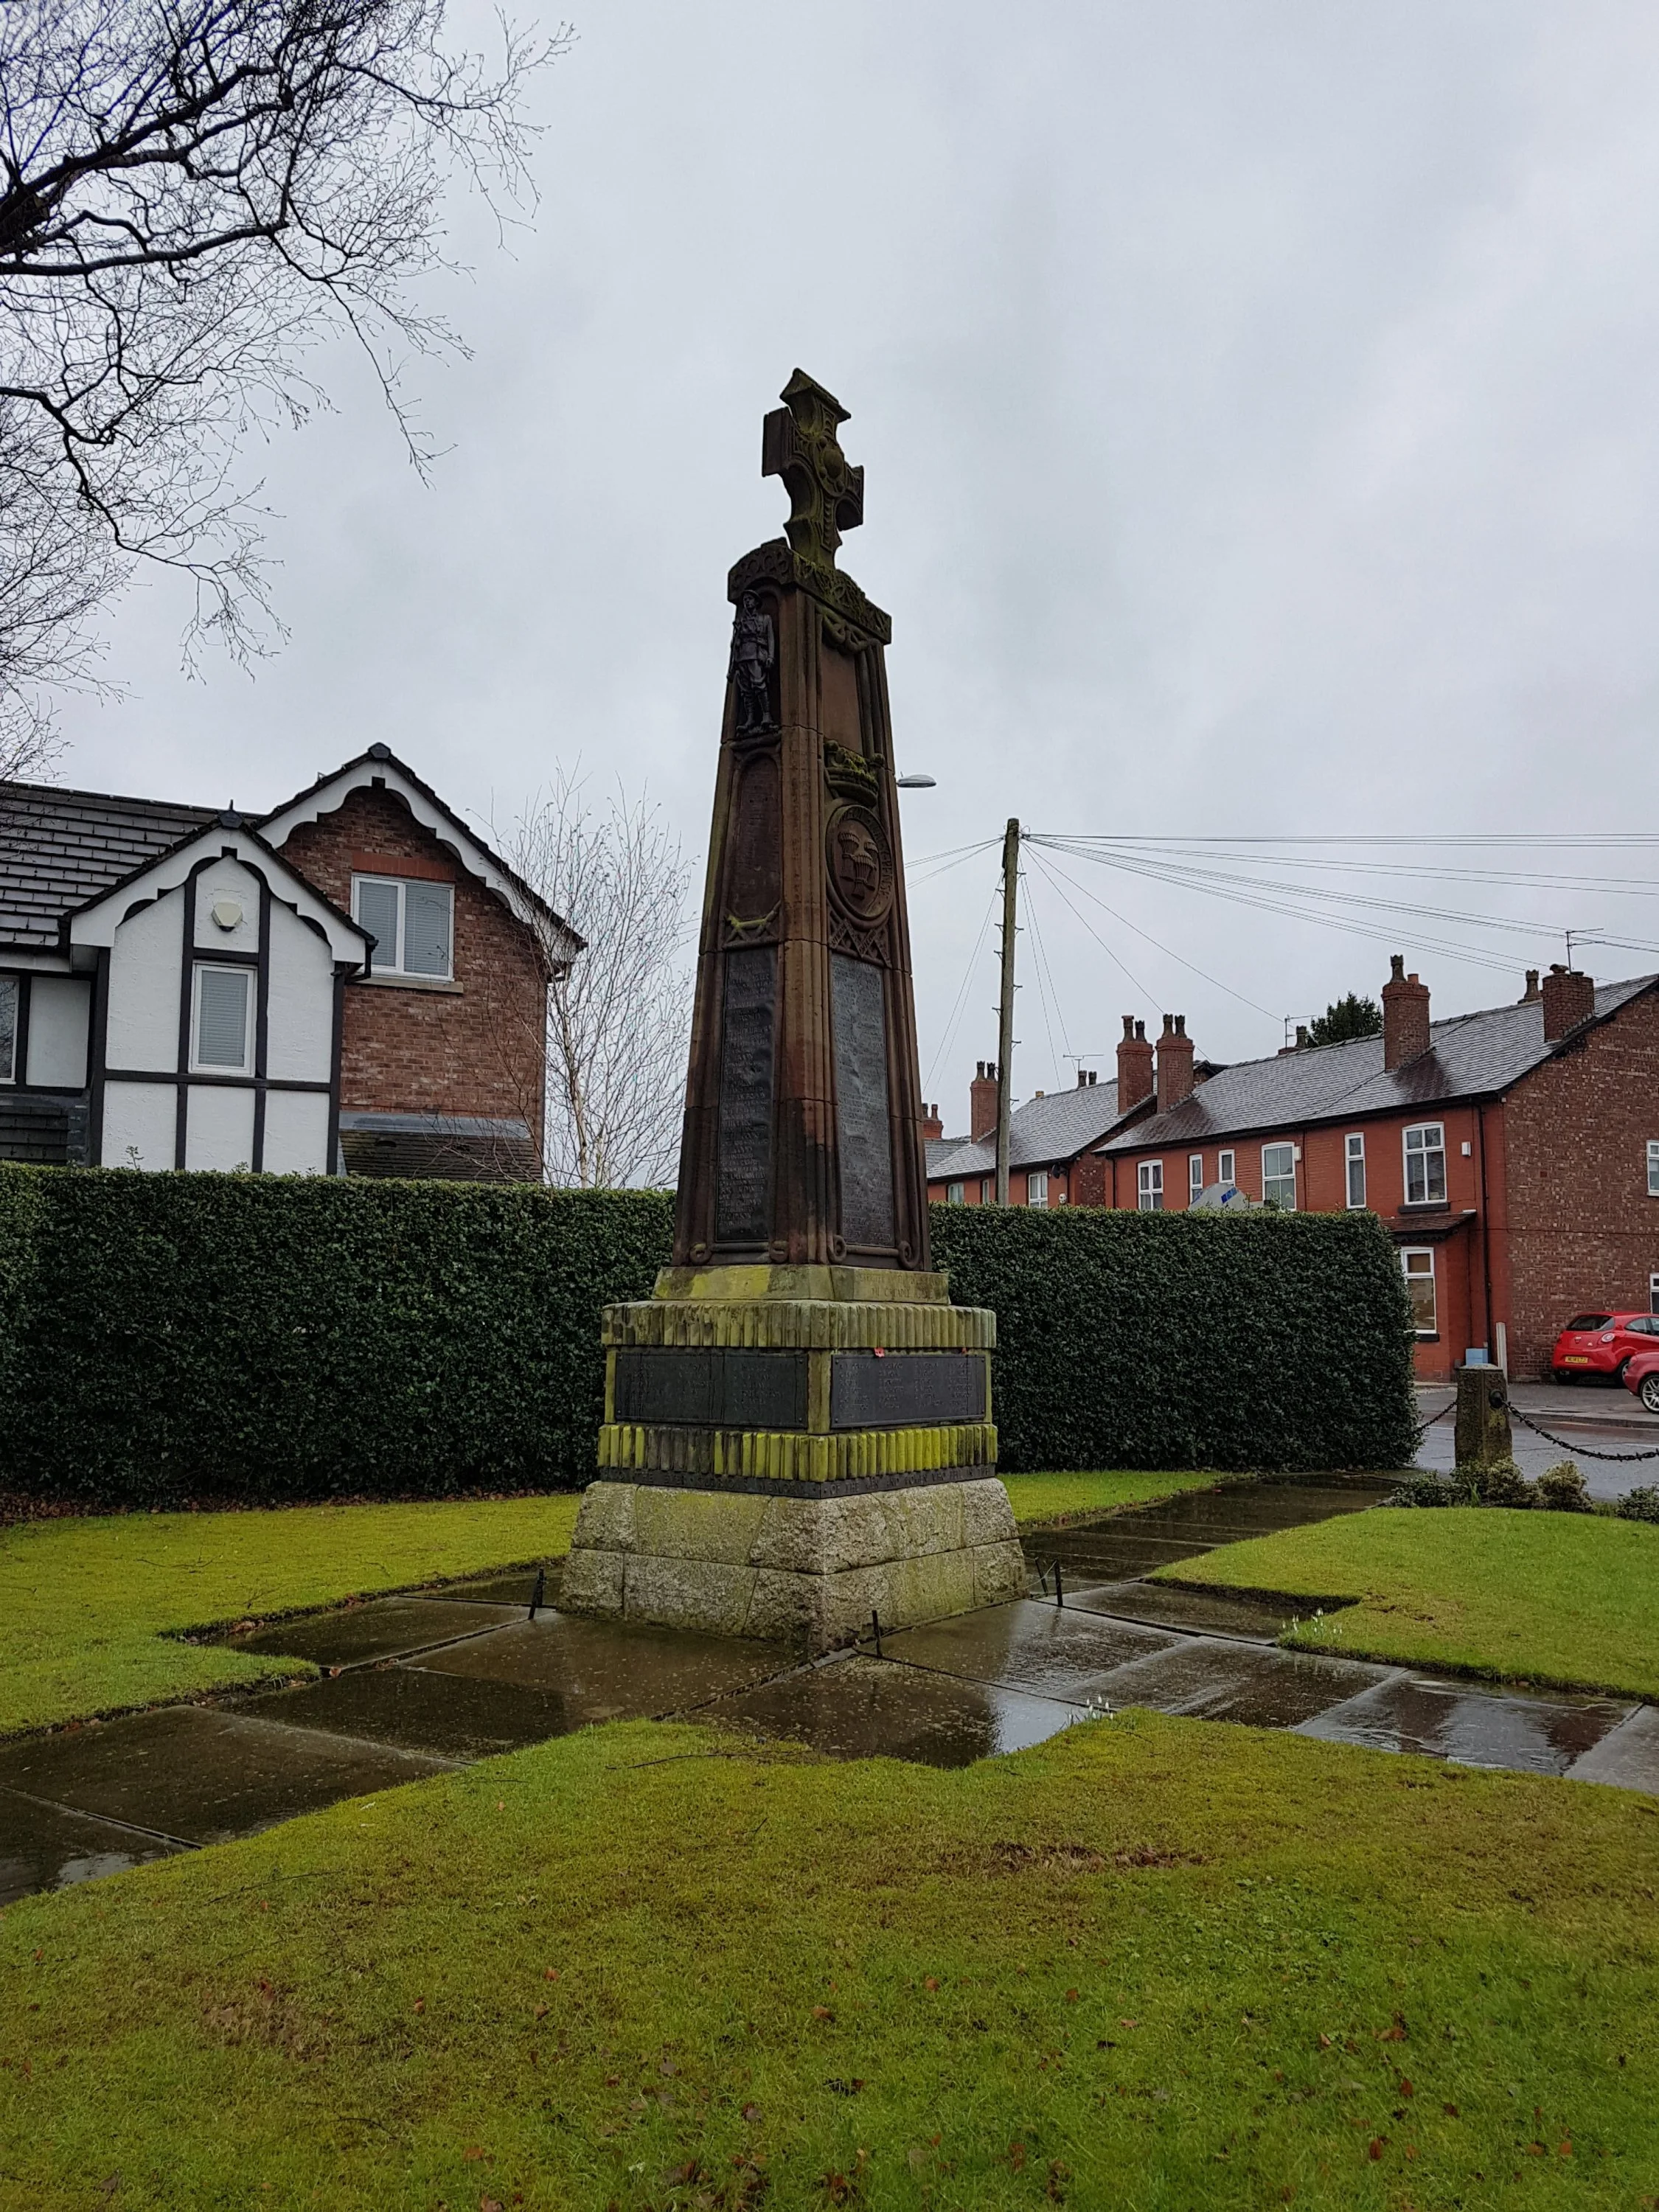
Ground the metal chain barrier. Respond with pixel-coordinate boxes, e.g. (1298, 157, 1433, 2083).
(1506, 1402, 1659, 1465)
(1411, 1400, 1455, 1447)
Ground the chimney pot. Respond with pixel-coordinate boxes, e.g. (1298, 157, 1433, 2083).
(1381, 952, 1432, 1071)
(1521, 969, 1541, 1003)
(1135, 1019, 1146, 1040)
(1542, 964, 1596, 1043)
(1121, 1015, 1135, 1040)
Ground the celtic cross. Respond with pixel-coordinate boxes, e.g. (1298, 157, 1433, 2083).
(761, 369, 865, 571)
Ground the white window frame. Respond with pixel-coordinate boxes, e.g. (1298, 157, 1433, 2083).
(1650, 1271, 1659, 1317)
(946, 1180, 964, 1205)
(0, 974, 16, 1084)
(1218, 1148, 1235, 1186)
(189, 961, 254, 1076)
(1402, 1121, 1447, 1206)
(1027, 1170, 1049, 1208)
(352, 873, 455, 981)
(979, 1178, 992, 1204)
(1401, 1247, 1437, 1336)
(1647, 1140, 1659, 1198)
(1189, 1153, 1204, 1203)
(1138, 1159, 1164, 1212)
(1262, 1141, 1296, 1211)
(1345, 1132, 1366, 1210)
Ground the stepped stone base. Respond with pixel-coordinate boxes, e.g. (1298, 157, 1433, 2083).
(560, 1475, 1026, 1654)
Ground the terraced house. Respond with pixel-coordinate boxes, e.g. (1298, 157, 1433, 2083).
(0, 747, 577, 1181)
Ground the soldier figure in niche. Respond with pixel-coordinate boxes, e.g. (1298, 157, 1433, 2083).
(728, 589, 776, 734)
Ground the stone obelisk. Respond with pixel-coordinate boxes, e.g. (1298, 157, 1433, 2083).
(560, 370, 1025, 1652)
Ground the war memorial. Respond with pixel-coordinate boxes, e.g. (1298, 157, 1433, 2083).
(560, 370, 1027, 1649)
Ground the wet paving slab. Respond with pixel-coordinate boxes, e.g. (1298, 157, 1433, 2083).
(223, 1596, 520, 1668)
(0, 1787, 186, 1907)
(721, 1654, 1086, 1767)
(1565, 1703, 1659, 1792)
(420, 1565, 559, 1607)
(0, 1704, 448, 1847)
(415, 1611, 787, 1716)
(1023, 1479, 1394, 1589)
(1065, 1579, 1305, 1642)
(883, 1600, 1177, 1699)
(243, 1665, 575, 1764)
(1083, 1639, 1391, 1728)
(1296, 1674, 1632, 1778)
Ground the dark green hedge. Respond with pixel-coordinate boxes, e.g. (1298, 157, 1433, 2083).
(931, 1205, 1418, 1473)
(0, 1169, 1417, 1503)
(0, 1166, 671, 1505)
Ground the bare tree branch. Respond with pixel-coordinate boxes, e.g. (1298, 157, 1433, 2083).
(0, 0, 570, 759)
(499, 772, 694, 1191)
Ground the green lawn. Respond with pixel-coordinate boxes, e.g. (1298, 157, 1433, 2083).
(0, 1497, 584, 1742)
(3, 1712, 1655, 2211)
(0, 1477, 1208, 1741)
(1161, 1506, 1659, 1700)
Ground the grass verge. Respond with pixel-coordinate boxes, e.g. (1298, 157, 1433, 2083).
(0, 1496, 584, 1741)
(0, 1476, 1218, 1740)
(2, 1713, 1656, 2211)
(1158, 1506, 1659, 1699)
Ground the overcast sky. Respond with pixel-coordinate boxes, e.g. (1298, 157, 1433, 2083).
(49, 1, 1659, 1125)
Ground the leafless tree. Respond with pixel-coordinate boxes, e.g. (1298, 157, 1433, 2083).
(502, 772, 695, 1190)
(0, 0, 568, 759)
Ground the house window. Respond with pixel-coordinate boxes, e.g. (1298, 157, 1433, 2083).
(1346, 1133, 1366, 1209)
(192, 964, 253, 1074)
(352, 874, 454, 979)
(1651, 1272, 1659, 1317)
(980, 1178, 992, 1203)
(1138, 1160, 1164, 1211)
(946, 1180, 964, 1205)
(1647, 1141, 1659, 1197)
(1189, 1153, 1204, 1203)
(0, 975, 16, 1083)
(1403, 1121, 1447, 1205)
(1028, 1170, 1049, 1208)
(1262, 1142, 1296, 1210)
(1401, 1248, 1437, 1335)
(1218, 1148, 1235, 1186)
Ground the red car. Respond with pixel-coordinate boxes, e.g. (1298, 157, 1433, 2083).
(1623, 1349, 1659, 1415)
(1551, 1310, 1659, 1383)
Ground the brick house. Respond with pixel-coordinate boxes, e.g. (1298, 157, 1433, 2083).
(923, 1054, 1144, 1208)
(0, 745, 576, 1179)
(1091, 959, 1659, 1381)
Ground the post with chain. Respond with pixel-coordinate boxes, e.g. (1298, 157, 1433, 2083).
(995, 817, 1019, 1206)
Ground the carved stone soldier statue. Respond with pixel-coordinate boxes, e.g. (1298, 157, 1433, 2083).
(727, 588, 775, 735)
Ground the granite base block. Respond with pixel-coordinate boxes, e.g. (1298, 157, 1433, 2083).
(561, 1476, 1026, 1653)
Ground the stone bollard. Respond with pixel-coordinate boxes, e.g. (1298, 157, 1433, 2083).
(1454, 1363, 1512, 1469)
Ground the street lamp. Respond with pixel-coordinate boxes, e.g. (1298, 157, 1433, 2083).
(895, 773, 936, 788)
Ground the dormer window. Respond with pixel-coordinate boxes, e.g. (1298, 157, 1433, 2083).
(353, 874, 453, 979)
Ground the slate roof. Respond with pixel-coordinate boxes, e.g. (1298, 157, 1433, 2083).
(0, 782, 215, 951)
(1099, 977, 1659, 1153)
(927, 1077, 1132, 1182)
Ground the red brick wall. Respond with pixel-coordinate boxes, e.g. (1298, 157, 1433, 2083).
(278, 785, 547, 1155)
(1500, 987, 1659, 1376)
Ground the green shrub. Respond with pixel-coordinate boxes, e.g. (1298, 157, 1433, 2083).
(1466, 1461, 1534, 1509)
(1386, 1472, 1472, 1507)
(1617, 1485, 1659, 1525)
(0, 1166, 671, 1505)
(930, 1205, 1417, 1473)
(1536, 1461, 1593, 1514)
(0, 1172, 1422, 1503)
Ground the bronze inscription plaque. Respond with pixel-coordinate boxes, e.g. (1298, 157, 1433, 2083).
(830, 952, 896, 1251)
(715, 946, 776, 1245)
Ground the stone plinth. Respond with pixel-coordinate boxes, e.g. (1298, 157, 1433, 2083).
(560, 1266, 1026, 1652)
(1454, 1363, 1512, 1469)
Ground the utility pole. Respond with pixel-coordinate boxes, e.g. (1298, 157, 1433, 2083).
(995, 817, 1018, 1205)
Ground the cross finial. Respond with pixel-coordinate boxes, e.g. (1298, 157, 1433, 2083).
(761, 369, 864, 571)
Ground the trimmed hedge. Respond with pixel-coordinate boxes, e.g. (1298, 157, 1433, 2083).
(931, 1205, 1418, 1473)
(0, 1168, 1418, 1504)
(0, 1166, 671, 1505)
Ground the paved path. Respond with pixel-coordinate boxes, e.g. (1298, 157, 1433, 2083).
(4, 1479, 1654, 1912)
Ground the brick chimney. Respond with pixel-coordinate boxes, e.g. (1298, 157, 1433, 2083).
(1155, 1014, 1195, 1111)
(920, 1102, 943, 1142)
(1116, 1017, 1154, 1112)
(970, 1061, 998, 1144)
(1382, 954, 1431, 1071)
(1542, 964, 1595, 1043)
(1519, 969, 1541, 1004)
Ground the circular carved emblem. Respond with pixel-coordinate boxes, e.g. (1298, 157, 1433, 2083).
(826, 804, 893, 925)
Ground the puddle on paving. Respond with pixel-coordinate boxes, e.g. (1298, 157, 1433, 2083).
(416, 1611, 785, 1717)
(1297, 1675, 1632, 1777)
(721, 1654, 1085, 1767)
(884, 1600, 1175, 1698)
(0, 1787, 186, 1907)
(1085, 1640, 1390, 1728)
(1566, 1705, 1659, 1792)
(1065, 1581, 1301, 1642)
(218, 1596, 518, 1667)
(422, 1565, 560, 1608)
(0, 1705, 446, 1846)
